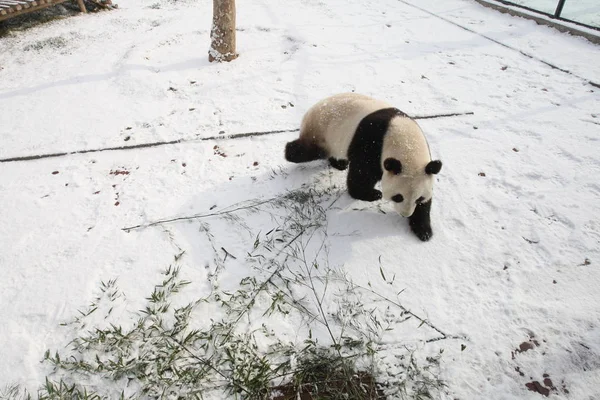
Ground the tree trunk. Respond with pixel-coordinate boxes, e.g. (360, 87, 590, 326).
(209, 0, 238, 62)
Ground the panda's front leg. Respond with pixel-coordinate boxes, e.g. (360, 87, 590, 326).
(409, 200, 433, 241)
(328, 157, 349, 171)
(347, 163, 382, 202)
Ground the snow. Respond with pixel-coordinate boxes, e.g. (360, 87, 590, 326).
(1, 0, 599, 398)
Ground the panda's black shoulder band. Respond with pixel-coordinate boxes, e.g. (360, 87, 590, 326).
(348, 108, 404, 178)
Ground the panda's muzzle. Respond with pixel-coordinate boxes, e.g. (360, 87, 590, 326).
(390, 194, 416, 217)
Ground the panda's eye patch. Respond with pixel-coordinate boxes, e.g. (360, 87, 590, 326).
(416, 196, 425, 204)
(391, 194, 404, 203)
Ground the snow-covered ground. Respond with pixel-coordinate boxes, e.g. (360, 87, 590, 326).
(1, 0, 599, 398)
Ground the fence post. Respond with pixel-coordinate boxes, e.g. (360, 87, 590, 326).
(554, 0, 566, 18)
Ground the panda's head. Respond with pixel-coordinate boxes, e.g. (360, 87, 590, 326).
(381, 158, 442, 217)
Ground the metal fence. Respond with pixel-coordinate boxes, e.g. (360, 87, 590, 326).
(493, 0, 600, 30)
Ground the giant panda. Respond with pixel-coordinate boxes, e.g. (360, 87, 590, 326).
(284, 92, 442, 241)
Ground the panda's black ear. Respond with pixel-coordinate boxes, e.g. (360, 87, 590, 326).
(384, 158, 402, 174)
(425, 160, 442, 175)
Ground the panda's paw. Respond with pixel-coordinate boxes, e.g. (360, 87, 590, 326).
(348, 187, 382, 202)
(411, 225, 432, 242)
(362, 189, 382, 202)
(329, 157, 349, 171)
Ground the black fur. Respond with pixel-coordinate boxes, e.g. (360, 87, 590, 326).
(346, 108, 404, 201)
(384, 158, 402, 174)
(329, 157, 349, 170)
(285, 139, 327, 163)
(425, 160, 442, 175)
(409, 200, 433, 241)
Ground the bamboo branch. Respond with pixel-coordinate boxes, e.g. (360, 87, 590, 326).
(122, 197, 277, 232)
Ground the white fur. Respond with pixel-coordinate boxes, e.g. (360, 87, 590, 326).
(299, 93, 391, 159)
(300, 92, 435, 218)
(381, 118, 433, 217)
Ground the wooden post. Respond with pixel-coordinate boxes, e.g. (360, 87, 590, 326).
(208, 0, 238, 62)
(76, 0, 87, 13)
